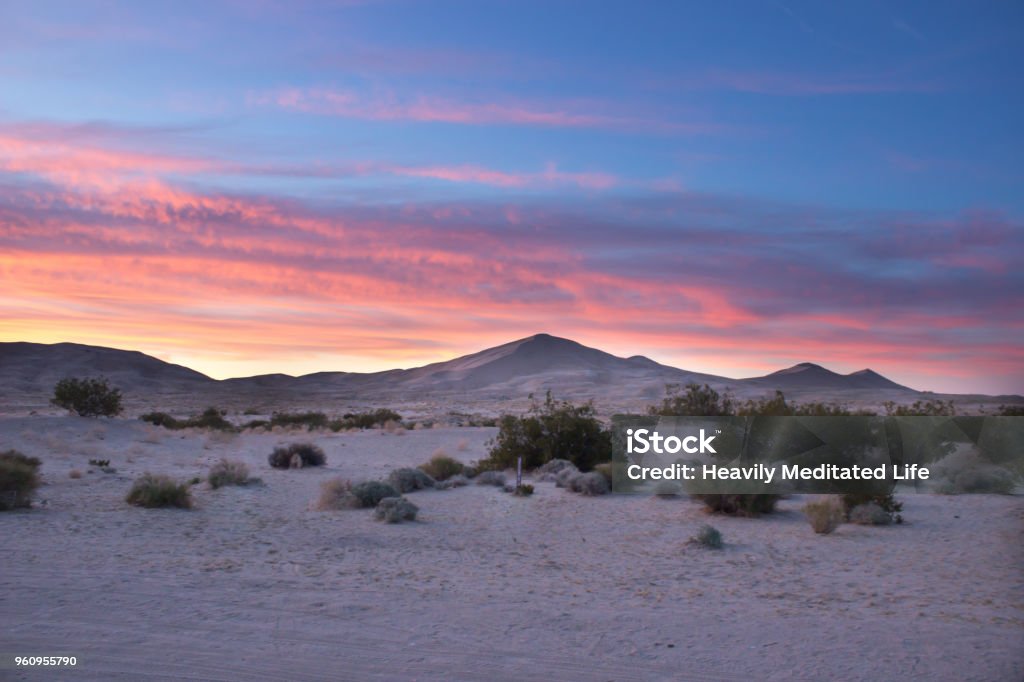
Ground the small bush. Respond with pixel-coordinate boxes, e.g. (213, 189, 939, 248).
(314, 477, 353, 510)
(52, 377, 123, 417)
(419, 452, 464, 481)
(567, 471, 610, 496)
(930, 448, 1017, 495)
(348, 481, 400, 508)
(270, 412, 328, 430)
(243, 419, 270, 430)
(330, 409, 404, 431)
(387, 467, 436, 493)
(435, 474, 470, 490)
(848, 502, 893, 526)
(268, 443, 326, 469)
(689, 524, 723, 549)
(804, 496, 844, 534)
(140, 412, 182, 429)
(554, 467, 580, 488)
(125, 473, 192, 509)
(693, 494, 780, 517)
(88, 458, 111, 467)
(462, 464, 478, 479)
(0, 450, 41, 511)
(841, 492, 902, 523)
(592, 462, 614, 486)
(514, 483, 534, 497)
(208, 459, 250, 489)
(475, 470, 506, 487)
(536, 459, 576, 480)
(141, 408, 235, 431)
(374, 496, 419, 523)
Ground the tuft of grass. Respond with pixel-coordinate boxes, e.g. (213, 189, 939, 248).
(268, 443, 326, 469)
(689, 524, 723, 549)
(125, 473, 192, 509)
(803, 496, 844, 534)
(0, 450, 41, 511)
(418, 451, 464, 481)
(374, 496, 418, 523)
(208, 459, 250, 489)
(314, 477, 353, 511)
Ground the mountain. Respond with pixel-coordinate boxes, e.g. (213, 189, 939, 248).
(0, 336, 925, 407)
(744, 362, 913, 391)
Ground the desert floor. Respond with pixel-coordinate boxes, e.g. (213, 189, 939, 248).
(2, 416, 1023, 681)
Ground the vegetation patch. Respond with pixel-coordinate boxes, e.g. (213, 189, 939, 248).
(52, 377, 123, 417)
(418, 451, 465, 481)
(374, 496, 419, 523)
(0, 450, 41, 511)
(268, 443, 326, 469)
(387, 467, 436, 493)
(688, 524, 723, 549)
(125, 473, 192, 509)
(804, 496, 844, 534)
(208, 459, 251, 488)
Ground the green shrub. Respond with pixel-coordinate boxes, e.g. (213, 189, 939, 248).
(650, 383, 734, 417)
(141, 408, 235, 431)
(692, 493, 780, 516)
(689, 524, 723, 549)
(0, 450, 41, 511)
(374, 496, 418, 523)
(567, 471, 610, 496)
(513, 483, 534, 497)
(208, 459, 250, 488)
(329, 409, 404, 431)
(348, 481, 400, 508)
(419, 452, 464, 481)
(268, 443, 326, 469)
(125, 473, 192, 508)
(592, 462, 613, 486)
(387, 467, 436, 493)
(481, 392, 611, 472)
(52, 377, 123, 417)
(804, 496, 844, 534)
(270, 412, 328, 430)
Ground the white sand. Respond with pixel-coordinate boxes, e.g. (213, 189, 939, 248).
(2, 416, 1022, 681)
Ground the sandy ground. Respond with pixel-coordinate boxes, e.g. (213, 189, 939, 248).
(2, 416, 1023, 681)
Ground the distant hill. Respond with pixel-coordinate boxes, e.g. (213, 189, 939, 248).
(743, 362, 913, 391)
(0, 336, 930, 406)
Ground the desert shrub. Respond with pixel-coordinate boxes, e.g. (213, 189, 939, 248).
(689, 524, 723, 549)
(0, 450, 41, 511)
(435, 474, 470, 490)
(693, 493, 780, 516)
(125, 473, 192, 509)
(848, 502, 893, 526)
(482, 392, 611, 473)
(536, 459, 576, 477)
(650, 383, 734, 416)
(554, 467, 580, 488)
(314, 477, 353, 510)
(51, 377, 123, 417)
(140, 412, 183, 429)
(884, 399, 956, 416)
(514, 483, 534, 496)
(929, 448, 1017, 494)
(387, 467, 436, 493)
(189, 407, 235, 431)
(267, 443, 326, 469)
(592, 462, 613, 485)
(997, 405, 1024, 416)
(804, 496, 844, 534)
(475, 470, 507, 487)
(208, 459, 250, 489)
(462, 464, 478, 479)
(88, 458, 110, 467)
(348, 481, 400, 508)
(419, 452, 464, 481)
(841, 491, 902, 523)
(330, 409, 404, 431)
(270, 412, 328, 430)
(374, 496, 419, 523)
(568, 471, 610, 496)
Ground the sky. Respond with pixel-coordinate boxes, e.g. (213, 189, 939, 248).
(1, 0, 1022, 394)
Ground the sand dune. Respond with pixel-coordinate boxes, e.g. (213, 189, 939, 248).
(2, 416, 1022, 681)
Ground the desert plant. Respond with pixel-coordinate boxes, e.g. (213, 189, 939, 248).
(270, 411, 328, 430)
(689, 524, 723, 549)
(435, 474, 470, 490)
(650, 383, 734, 417)
(125, 473, 192, 509)
(513, 483, 534, 497)
(314, 477, 353, 510)
(189, 407, 235, 431)
(475, 470, 507, 487)
(0, 450, 41, 511)
(554, 467, 580, 488)
(804, 496, 844, 534)
(692, 493, 780, 516)
(374, 496, 419, 523)
(536, 458, 576, 478)
(329, 409, 404, 431)
(140, 412, 183, 429)
(848, 502, 893, 525)
(88, 458, 111, 467)
(592, 462, 614, 485)
(841, 491, 902, 523)
(348, 481, 400, 508)
(268, 443, 326, 469)
(568, 471, 610, 496)
(419, 452, 464, 481)
(653, 480, 683, 498)
(52, 377, 123, 417)
(997, 404, 1024, 416)
(208, 459, 250, 489)
(387, 467, 436, 493)
(482, 392, 612, 472)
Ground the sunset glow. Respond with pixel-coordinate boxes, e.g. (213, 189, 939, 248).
(1, 2, 1022, 393)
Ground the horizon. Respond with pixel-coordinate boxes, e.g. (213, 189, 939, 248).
(1, 2, 1022, 394)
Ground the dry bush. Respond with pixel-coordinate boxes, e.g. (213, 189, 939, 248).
(387, 467, 436, 493)
(688, 524, 723, 549)
(208, 459, 250, 489)
(803, 496, 844, 534)
(125, 473, 192, 509)
(315, 477, 353, 511)
(374, 496, 418, 523)
(268, 443, 326, 469)
(848, 502, 893, 525)
(419, 451, 464, 481)
(0, 450, 41, 510)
